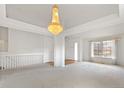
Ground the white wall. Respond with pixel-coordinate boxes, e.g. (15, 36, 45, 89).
(0, 28, 54, 63)
(0, 26, 8, 52)
(65, 37, 81, 61)
(117, 35, 124, 66)
(8, 28, 43, 54)
(82, 39, 90, 62)
(65, 37, 74, 60)
(65, 23, 124, 65)
(43, 36, 54, 62)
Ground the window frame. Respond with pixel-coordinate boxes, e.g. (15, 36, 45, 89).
(91, 40, 116, 59)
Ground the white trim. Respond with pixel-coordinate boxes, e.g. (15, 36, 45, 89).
(0, 53, 43, 56)
(0, 53, 43, 70)
(0, 5, 52, 36)
(0, 4, 124, 37)
(91, 40, 116, 59)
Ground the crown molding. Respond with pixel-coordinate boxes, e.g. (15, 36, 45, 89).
(0, 4, 52, 36)
(63, 4, 124, 36)
(0, 4, 124, 37)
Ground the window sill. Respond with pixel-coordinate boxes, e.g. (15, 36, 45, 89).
(91, 56, 115, 59)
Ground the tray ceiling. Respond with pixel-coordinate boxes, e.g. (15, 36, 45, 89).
(6, 4, 119, 30)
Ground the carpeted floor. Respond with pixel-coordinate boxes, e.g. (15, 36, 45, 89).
(1, 62, 124, 88)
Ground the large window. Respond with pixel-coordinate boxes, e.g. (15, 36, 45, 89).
(91, 40, 115, 59)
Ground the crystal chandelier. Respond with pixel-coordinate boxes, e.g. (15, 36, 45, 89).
(48, 5, 63, 35)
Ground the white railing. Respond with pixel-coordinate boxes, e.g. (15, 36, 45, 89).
(0, 53, 43, 70)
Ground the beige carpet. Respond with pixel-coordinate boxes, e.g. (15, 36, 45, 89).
(1, 62, 124, 88)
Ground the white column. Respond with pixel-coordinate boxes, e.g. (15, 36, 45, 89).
(54, 35, 65, 67)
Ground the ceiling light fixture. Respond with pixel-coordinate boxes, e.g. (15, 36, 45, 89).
(48, 5, 63, 35)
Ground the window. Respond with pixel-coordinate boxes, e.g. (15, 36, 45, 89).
(91, 40, 115, 59)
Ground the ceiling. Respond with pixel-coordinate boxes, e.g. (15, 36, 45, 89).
(6, 4, 119, 30)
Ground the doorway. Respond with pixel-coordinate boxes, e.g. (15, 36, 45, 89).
(74, 42, 78, 61)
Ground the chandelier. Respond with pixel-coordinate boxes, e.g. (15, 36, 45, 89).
(48, 5, 63, 35)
